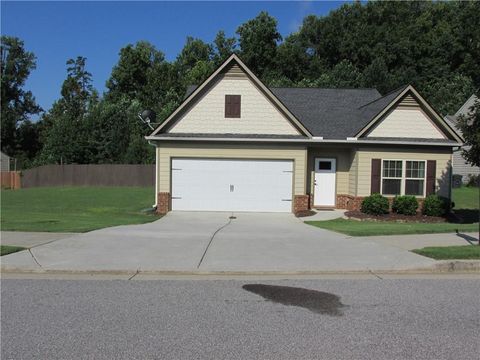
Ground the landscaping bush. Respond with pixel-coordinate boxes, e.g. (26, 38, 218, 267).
(452, 174, 463, 188)
(392, 195, 418, 215)
(423, 194, 448, 217)
(361, 193, 389, 215)
(466, 174, 480, 187)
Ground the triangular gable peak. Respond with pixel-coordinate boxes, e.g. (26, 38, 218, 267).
(357, 86, 463, 142)
(151, 54, 311, 137)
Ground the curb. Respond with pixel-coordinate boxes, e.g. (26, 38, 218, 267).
(2, 261, 480, 276)
(434, 260, 480, 272)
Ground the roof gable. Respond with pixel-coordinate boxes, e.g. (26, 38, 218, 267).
(151, 54, 312, 137)
(355, 85, 463, 142)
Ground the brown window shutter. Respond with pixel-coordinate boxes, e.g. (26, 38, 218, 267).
(225, 95, 232, 117)
(426, 160, 436, 195)
(371, 159, 381, 194)
(225, 95, 241, 118)
(234, 95, 241, 117)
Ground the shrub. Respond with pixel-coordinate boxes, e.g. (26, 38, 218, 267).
(466, 174, 480, 187)
(392, 195, 418, 215)
(423, 194, 448, 217)
(361, 193, 389, 215)
(452, 174, 463, 188)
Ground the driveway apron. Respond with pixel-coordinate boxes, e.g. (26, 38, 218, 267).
(1, 212, 436, 273)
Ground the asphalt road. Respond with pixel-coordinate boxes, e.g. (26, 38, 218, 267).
(1, 278, 479, 360)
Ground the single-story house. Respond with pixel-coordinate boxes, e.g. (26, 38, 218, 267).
(146, 54, 463, 214)
(445, 94, 479, 183)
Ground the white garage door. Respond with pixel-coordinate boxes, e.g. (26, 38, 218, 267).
(171, 158, 293, 212)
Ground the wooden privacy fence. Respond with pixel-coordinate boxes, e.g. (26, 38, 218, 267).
(1, 171, 21, 189)
(21, 164, 155, 188)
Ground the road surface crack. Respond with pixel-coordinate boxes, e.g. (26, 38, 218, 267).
(368, 269, 383, 279)
(128, 269, 140, 280)
(197, 214, 233, 268)
(28, 248, 42, 269)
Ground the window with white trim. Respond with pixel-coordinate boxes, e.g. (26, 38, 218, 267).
(405, 161, 425, 196)
(381, 160, 426, 196)
(382, 160, 402, 195)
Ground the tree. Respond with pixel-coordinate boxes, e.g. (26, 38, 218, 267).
(236, 11, 282, 79)
(420, 74, 476, 116)
(213, 30, 236, 65)
(176, 37, 213, 78)
(0, 36, 42, 156)
(38, 57, 97, 164)
(457, 98, 480, 168)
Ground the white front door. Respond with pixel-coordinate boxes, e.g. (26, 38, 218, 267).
(314, 158, 336, 207)
(171, 158, 293, 212)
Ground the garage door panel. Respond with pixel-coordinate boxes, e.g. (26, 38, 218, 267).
(171, 158, 293, 212)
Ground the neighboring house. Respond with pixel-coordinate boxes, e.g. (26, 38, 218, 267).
(0, 151, 11, 172)
(445, 94, 479, 183)
(147, 54, 463, 214)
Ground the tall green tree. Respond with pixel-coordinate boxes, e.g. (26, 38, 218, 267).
(0, 36, 42, 156)
(236, 11, 282, 79)
(457, 98, 480, 168)
(213, 30, 236, 65)
(38, 57, 97, 164)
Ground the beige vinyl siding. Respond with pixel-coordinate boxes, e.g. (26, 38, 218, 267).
(157, 143, 307, 196)
(307, 148, 351, 197)
(397, 94, 417, 107)
(356, 147, 452, 197)
(348, 150, 358, 196)
(367, 107, 445, 139)
(168, 77, 300, 135)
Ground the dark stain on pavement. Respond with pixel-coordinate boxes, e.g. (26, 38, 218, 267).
(242, 284, 346, 316)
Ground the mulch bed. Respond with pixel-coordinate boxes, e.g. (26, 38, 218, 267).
(344, 210, 446, 223)
(295, 210, 317, 218)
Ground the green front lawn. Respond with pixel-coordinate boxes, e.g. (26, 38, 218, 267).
(1, 245, 26, 256)
(412, 245, 480, 260)
(452, 186, 479, 210)
(305, 218, 479, 237)
(306, 187, 479, 236)
(1, 187, 160, 233)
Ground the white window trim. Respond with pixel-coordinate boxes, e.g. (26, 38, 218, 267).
(380, 159, 427, 197)
(405, 160, 427, 197)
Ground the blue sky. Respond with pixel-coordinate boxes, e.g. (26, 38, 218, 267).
(2, 1, 348, 112)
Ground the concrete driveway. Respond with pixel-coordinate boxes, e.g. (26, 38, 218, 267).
(1, 212, 437, 273)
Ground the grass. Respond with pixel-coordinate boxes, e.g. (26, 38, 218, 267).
(307, 187, 479, 236)
(452, 186, 479, 210)
(412, 245, 480, 260)
(1, 245, 26, 256)
(305, 218, 479, 237)
(1, 187, 160, 233)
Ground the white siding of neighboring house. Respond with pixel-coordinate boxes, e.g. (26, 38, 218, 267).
(452, 147, 480, 182)
(0, 151, 10, 172)
(446, 94, 480, 182)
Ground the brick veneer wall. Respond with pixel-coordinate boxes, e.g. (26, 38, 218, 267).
(157, 192, 171, 214)
(293, 195, 310, 213)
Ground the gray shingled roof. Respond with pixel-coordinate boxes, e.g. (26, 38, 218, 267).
(182, 85, 411, 139)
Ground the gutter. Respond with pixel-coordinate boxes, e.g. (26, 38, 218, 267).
(145, 136, 461, 147)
